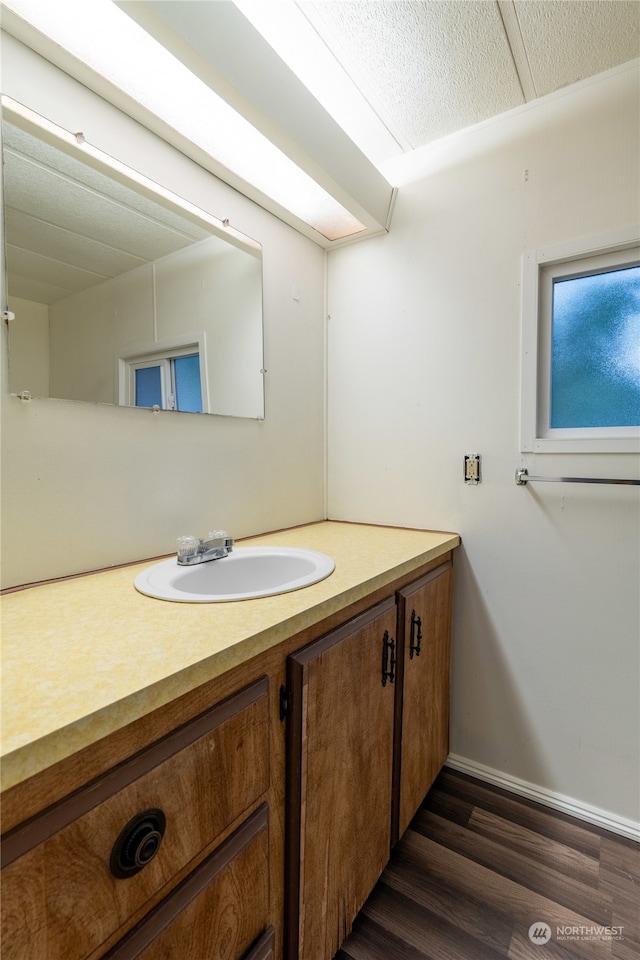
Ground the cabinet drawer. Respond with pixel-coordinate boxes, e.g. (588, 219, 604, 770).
(1, 678, 269, 960)
(103, 805, 271, 960)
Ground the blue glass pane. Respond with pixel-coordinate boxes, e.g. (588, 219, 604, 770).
(174, 355, 202, 413)
(550, 265, 640, 428)
(135, 365, 162, 408)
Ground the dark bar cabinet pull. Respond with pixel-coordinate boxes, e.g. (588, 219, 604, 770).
(381, 630, 396, 686)
(409, 609, 422, 659)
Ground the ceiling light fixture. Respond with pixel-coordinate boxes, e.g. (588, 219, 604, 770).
(231, 0, 406, 167)
(0, 0, 367, 241)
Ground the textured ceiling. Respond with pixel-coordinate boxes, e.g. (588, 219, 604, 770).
(304, 0, 523, 150)
(289, 0, 640, 162)
(511, 0, 640, 96)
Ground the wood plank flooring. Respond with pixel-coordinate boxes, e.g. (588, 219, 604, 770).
(334, 767, 639, 960)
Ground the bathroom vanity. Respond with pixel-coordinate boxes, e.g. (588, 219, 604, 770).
(0, 522, 459, 960)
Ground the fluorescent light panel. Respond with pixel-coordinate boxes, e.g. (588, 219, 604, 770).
(232, 0, 405, 166)
(1, 0, 366, 240)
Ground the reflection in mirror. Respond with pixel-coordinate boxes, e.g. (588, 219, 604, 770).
(1, 100, 265, 419)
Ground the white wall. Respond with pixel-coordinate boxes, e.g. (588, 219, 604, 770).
(6, 296, 49, 397)
(1, 36, 326, 587)
(48, 263, 154, 406)
(327, 65, 640, 828)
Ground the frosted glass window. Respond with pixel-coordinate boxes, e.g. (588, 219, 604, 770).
(135, 365, 162, 408)
(174, 354, 203, 413)
(550, 266, 640, 428)
(521, 230, 639, 452)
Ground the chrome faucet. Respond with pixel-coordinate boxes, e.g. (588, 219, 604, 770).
(176, 530, 234, 565)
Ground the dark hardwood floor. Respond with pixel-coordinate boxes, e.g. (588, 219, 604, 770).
(335, 767, 639, 960)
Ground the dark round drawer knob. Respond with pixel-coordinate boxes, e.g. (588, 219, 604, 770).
(110, 808, 166, 878)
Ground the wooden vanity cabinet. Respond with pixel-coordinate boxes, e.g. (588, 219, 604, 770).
(1, 678, 271, 960)
(284, 557, 454, 960)
(392, 559, 453, 844)
(1, 544, 455, 960)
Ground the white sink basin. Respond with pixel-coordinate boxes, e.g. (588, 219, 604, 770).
(134, 546, 335, 602)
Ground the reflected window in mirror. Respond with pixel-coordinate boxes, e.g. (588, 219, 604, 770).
(135, 365, 163, 409)
(172, 355, 202, 413)
(129, 348, 203, 413)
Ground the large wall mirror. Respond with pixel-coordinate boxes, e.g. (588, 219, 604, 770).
(1, 98, 265, 419)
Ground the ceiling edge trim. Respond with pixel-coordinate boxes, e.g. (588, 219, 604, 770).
(381, 57, 640, 187)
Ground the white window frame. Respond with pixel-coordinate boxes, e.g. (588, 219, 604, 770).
(117, 333, 210, 413)
(520, 227, 640, 454)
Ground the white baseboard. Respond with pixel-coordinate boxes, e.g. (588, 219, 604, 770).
(445, 754, 640, 843)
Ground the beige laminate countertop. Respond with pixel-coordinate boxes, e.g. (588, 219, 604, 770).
(1, 521, 459, 792)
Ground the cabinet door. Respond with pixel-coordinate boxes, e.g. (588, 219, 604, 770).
(393, 560, 453, 843)
(102, 805, 270, 960)
(284, 597, 397, 960)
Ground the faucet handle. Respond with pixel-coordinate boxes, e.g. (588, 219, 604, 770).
(176, 535, 199, 560)
(208, 529, 229, 541)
